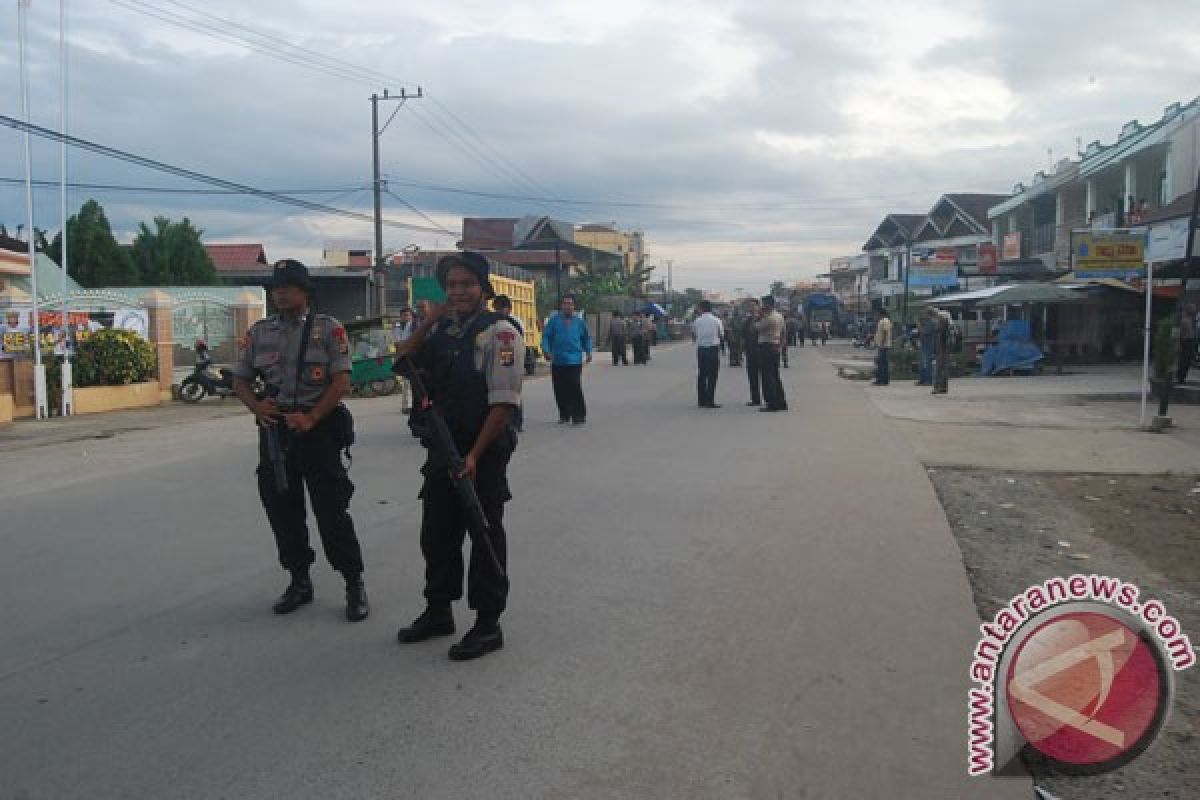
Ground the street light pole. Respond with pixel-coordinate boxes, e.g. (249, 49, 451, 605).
(371, 86, 422, 318)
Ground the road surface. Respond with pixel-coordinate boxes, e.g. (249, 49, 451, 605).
(0, 342, 1030, 799)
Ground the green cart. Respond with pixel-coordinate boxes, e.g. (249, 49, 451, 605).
(350, 354, 398, 397)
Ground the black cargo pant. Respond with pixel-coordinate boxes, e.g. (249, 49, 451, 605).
(759, 342, 788, 410)
(745, 347, 762, 404)
(697, 345, 720, 406)
(257, 417, 363, 576)
(611, 334, 628, 365)
(551, 364, 587, 421)
(419, 448, 511, 618)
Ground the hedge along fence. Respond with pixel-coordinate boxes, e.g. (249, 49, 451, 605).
(46, 329, 158, 401)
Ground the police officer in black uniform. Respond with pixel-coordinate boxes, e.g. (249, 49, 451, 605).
(231, 260, 369, 622)
(396, 251, 524, 661)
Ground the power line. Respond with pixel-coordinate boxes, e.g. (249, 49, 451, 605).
(382, 187, 456, 236)
(379, 175, 929, 212)
(0, 114, 448, 234)
(0, 177, 369, 196)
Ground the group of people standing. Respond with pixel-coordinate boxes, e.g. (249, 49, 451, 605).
(692, 297, 789, 412)
(607, 310, 655, 366)
(870, 306, 951, 394)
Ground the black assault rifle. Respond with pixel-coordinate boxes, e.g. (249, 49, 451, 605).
(401, 353, 506, 578)
(259, 384, 288, 494)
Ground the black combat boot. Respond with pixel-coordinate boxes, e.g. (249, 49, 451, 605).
(344, 573, 370, 622)
(396, 605, 455, 643)
(272, 572, 313, 615)
(447, 615, 504, 661)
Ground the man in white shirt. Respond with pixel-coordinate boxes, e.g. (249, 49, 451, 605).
(692, 300, 725, 408)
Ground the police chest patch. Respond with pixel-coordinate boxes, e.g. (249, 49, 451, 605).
(499, 346, 515, 367)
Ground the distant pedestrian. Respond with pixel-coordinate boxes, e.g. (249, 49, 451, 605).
(756, 296, 788, 412)
(742, 299, 763, 405)
(872, 309, 893, 386)
(1178, 303, 1197, 384)
(726, 310, 744, 367)
(630, 312, 648, 365)
(916, 310, 935, 386)
(541, 293, 592, 425)
(609, 311, 630, 366)
(692, 300, 724, 408)
(932, 307, 951, 394)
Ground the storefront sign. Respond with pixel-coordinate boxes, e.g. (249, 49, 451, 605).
(910, 249, 959, 288)
(1074, 230, 1146, 279)
(1145, 218, 1196, 264)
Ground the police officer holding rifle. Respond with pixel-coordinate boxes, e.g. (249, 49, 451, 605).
(231, 259, 369, 622)
(395, 251, 523, 661)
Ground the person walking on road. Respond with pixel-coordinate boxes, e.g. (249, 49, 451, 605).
(756, 296, 788, 412)
(932, 307, 952, 394)
(872, 309, 893, 386)
(741, 299, 763, 406)
(394, 251, 523, 660)
(609, 311, 629, 366)
(542, 293, 593, 425)
(231, 259, 369, 622)
(692, 300, 724, 408)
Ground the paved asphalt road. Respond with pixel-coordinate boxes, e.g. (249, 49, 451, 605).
(0, 343, 1030, 799)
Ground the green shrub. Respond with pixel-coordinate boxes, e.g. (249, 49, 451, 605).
(74, 328, 157, 387)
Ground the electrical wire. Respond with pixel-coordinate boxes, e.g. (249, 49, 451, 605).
(0, 114, 447, 234)
(382, 187, 456, 236)
(0, 177, 369, 196)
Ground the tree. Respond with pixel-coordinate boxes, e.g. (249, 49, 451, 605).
(130, 216, 217, 286)
(565, 261, 657, 313)
(62, 199, 139, 287)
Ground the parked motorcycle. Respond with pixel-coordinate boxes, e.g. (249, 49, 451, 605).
(180, 360, 237, 402)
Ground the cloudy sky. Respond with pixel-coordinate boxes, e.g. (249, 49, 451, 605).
(1, 0, 1198, 292)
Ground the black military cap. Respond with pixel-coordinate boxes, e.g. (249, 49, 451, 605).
(436, 251, 494, 298)
(270, 259, 311, 290)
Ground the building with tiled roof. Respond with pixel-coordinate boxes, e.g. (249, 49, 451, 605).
(204, 244, 268, 273)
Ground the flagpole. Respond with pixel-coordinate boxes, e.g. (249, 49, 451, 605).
(19, 0, 48, 418)
(59, 0, 73, 414)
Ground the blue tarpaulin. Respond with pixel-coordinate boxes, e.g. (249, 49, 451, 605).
(979, 320, 1044, 376)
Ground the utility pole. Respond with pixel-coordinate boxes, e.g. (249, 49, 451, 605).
(372, 86, 422, 318)
(900, 235, 913, 326)
(554, 241, 563, 305)
(666, 259, 673, 309)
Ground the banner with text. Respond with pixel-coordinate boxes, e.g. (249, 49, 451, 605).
(1073, 231, 1146, 279)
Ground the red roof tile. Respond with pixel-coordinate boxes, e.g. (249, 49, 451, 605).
(205, 243, 268, 272)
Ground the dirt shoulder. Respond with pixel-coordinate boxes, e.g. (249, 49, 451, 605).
(932, 468, 1199, 799)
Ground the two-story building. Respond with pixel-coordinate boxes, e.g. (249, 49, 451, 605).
(989, 96, 1200, 273)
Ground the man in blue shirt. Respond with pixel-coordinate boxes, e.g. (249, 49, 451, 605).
(541, 293, 593, 425)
